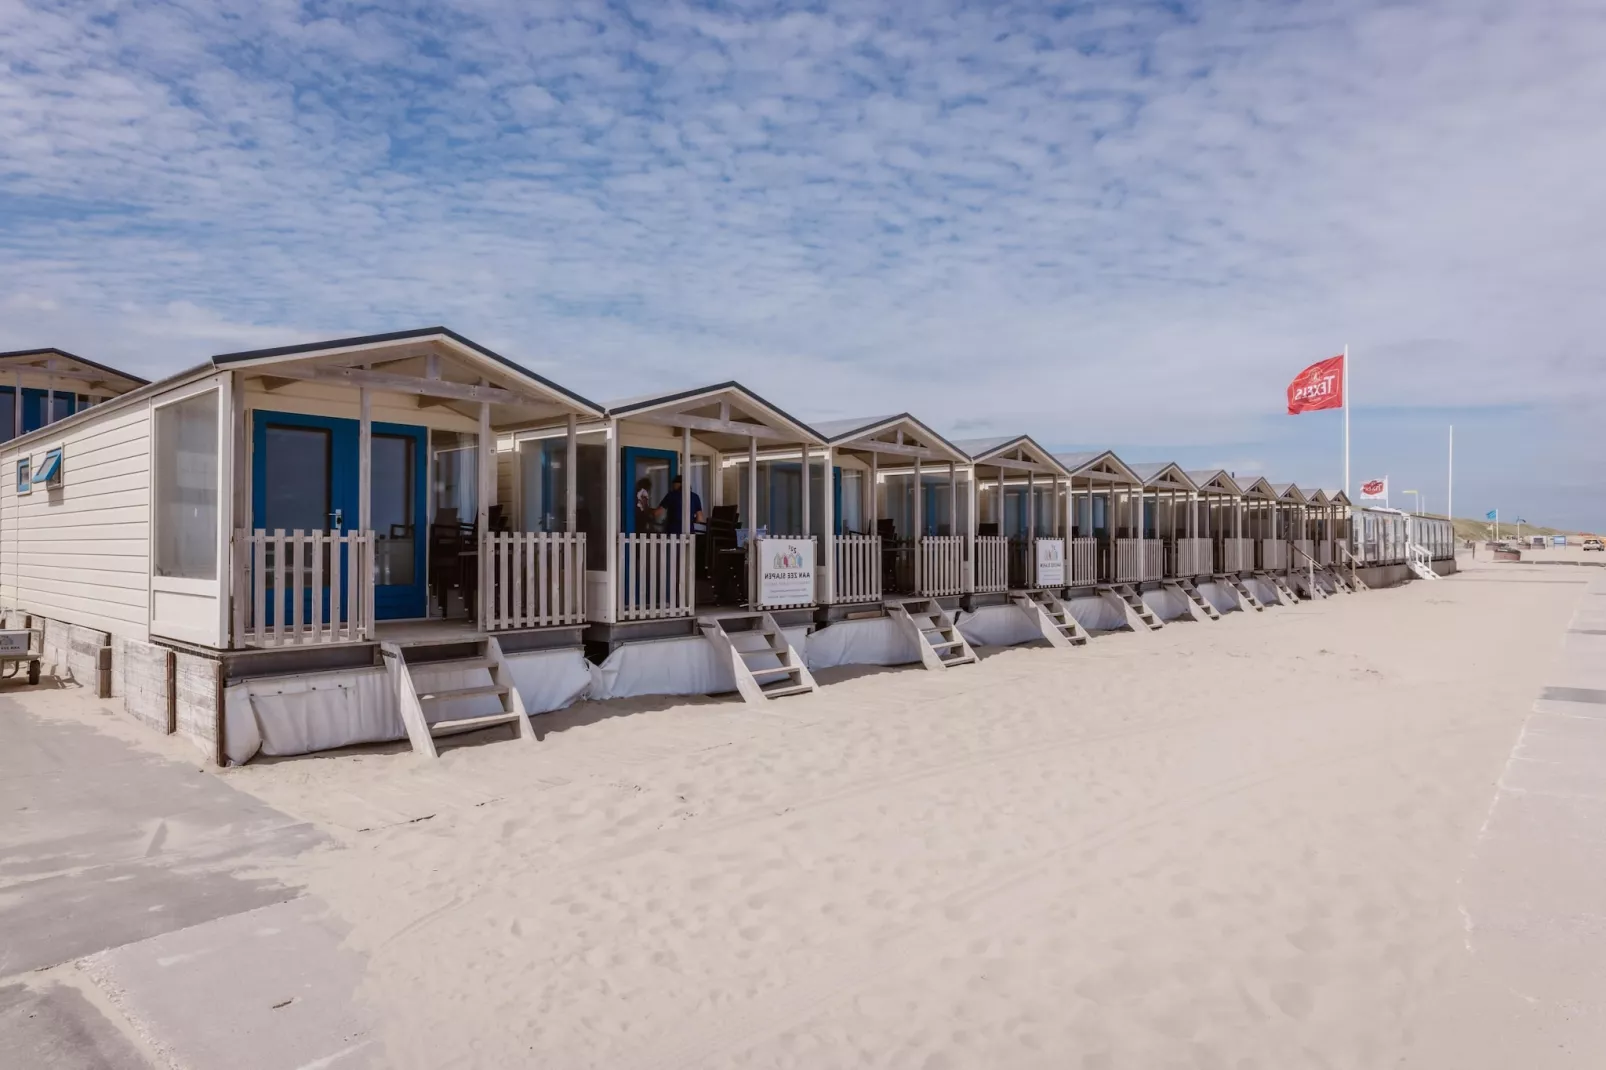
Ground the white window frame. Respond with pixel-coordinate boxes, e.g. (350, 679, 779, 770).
(148, 377, 232, 646)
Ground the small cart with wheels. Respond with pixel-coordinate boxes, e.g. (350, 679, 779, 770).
(0, 628, 43, 686)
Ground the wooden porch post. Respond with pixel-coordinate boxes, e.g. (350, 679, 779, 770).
(801, 444, 811, 539)
(12, 370, 20, 436)
(1026, 467, 1035, 544)
(913, 453, 923, 594)
(476, 400, 492, 625)
(993, 465, 1003, 538)
(680, 426, 692, 535)
(948, 461, 957, 537)
(869, 450, 878, 531)
(359, 387, 372, 533)
(565, 414, 577, 533)
(965, 463, 977, 594)
(747, 435, 759, 603)
(45, 376, 53, 426)
(604, 419, 619, 621)
(822, 445, 835, 604)
(1050, 474, 1060, 537)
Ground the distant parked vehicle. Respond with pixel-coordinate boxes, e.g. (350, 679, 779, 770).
(1585, 537, 1603, 552)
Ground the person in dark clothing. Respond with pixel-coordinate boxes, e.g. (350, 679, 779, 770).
(656, 476, 704, 533)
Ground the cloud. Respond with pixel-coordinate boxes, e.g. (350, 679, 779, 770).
(0, 0, 1603, 523)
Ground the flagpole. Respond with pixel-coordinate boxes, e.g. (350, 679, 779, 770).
(1448, 425, 1453, 525)
(1343, 344, 1350, 500)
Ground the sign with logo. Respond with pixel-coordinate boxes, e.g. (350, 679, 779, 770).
(755, 537, 815, 607)
(1287, 354, 1345, 414)
(1360, 477, 1388, 500)
(1035, 538, 1065, 587)
(0, 630, 32, 655)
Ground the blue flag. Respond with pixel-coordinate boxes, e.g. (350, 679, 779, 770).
(1485, 509, 1497, 521)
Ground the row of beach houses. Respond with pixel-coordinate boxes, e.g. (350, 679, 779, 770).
(0, 330, 1455, 765)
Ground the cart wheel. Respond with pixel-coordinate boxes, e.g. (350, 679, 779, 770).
(27, 659, 40, 686)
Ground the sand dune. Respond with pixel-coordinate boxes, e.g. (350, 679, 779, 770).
(228, 560, 1589, 1068)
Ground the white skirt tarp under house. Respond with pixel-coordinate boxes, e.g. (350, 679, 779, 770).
(222, 647, 593, 765)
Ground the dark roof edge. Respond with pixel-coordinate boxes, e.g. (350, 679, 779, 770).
(607, 381, 823, 442)
(211, 326, 604, 416)
(822, 412, 969, 460)
(0, 348, 150, 386)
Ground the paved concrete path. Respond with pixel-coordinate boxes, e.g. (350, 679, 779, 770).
(1415, 568, 1606, 1065)
(0, 695, 373, 1068)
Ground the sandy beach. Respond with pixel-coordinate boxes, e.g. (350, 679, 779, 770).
(177, 558, 1585, 1068)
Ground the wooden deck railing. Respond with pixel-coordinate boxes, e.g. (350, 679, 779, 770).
(1068, 536, 1097, 587)
(1111, 538, 1144, 583)
(483, 531, 588, 629)
(1218, 537, 1252, 573)
(233, 529, 374, 647)
(1257, 539, 1289, 572)
(617, 533, 693, 620)
(834, 534, 881, 604)
(918, 535, 965, 597)
(1292, 539, 1314, 568)
(1317, 541, 1333, 566)
(1142, 541, 1164, 580)
(1170, 537, 1212, 578)
(974, 535, 1008, 593)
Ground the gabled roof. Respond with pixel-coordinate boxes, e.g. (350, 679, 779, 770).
(953, 434, 1068, 474)
(1324, 489, 1352, 505)
(1185, 469, 1245, 496)
(1269, 482, 1308, 504)
(607, 381, 822, 447)
(1053, 449, 1142, 485)
(1237, 475, 1278, 498)
(213, 326, 603, 417)
(0, 347, 148, 389)
(813, 413, 968, 464)
(1129, 462, 1198, 492)
(1305, 488, 1331, 505)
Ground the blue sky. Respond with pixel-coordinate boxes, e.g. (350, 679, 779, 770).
(2, 0, 1602, 528)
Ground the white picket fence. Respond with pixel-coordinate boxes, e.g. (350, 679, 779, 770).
(974, 535, 1009, 593)
(1219, 537, 1252, 573)
(918, 536, 965, 597)
(1258, 539, 1289, 572)
(1112, 538, 1144, 583)
(1068, 536, 1097, 587)
(834, 534, 882, 604)
(482, 531, 588, 629)
(617, 533, 695, 620)
(1142, 541, 1164, 580)
(234, 529, 374, 647)
(1170, 537, 1212, 578)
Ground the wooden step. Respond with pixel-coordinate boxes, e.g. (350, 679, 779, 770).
(409, 655, 496, 674)
(429, 711, 522, 737)
(748, 664, 803, 679)
(760, 683, 815, 698)
(417, 682, 510, 704)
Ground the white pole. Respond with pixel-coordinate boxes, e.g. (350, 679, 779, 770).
(1447, 424, 1454, 526)
(1343, 343, 1351, 500)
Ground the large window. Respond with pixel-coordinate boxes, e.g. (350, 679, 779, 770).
(430, 430, 477, 525)
(154, 390, 220, 580)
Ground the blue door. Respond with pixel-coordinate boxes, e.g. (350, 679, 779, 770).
(622, 447, 677, 533)
(252, 411, 427, 622)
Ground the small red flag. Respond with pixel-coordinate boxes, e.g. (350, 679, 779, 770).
(1287, 354, 1345, 414)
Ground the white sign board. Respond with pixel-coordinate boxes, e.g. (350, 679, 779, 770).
(0, 630, 32, 656)
(1035, 538, 1065, 587)
(755, 537, 816, 607)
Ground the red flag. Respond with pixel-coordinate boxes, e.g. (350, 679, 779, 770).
(1287, 354, 1345, 414)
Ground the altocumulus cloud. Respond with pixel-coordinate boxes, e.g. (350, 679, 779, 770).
(1, 0, 1603, 514)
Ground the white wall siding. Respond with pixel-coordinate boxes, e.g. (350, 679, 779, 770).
(0, 402, 153, 641)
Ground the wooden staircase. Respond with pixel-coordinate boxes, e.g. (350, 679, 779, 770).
(1407, 544, 1440, 581)
(1226, 575, 1264, 612)
(1011, 590, 1090, 647)
(699, 612, 817, 703)
(1108, 584, 1164, 631)
(1288, 569, 1329, 600)
(1262, 572, 1300, 605)
(1328, 568, 1355, 594)
(1166, 578, 1220, 620)
(888, 598, 978, 669)
(382, 637, 533, 759)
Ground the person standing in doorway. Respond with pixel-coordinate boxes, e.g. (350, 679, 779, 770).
(656, 475, 704, 534)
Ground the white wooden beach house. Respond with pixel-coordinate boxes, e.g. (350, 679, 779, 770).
(3, 328, 613, 763)
(1127, 462, 1223, 622)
